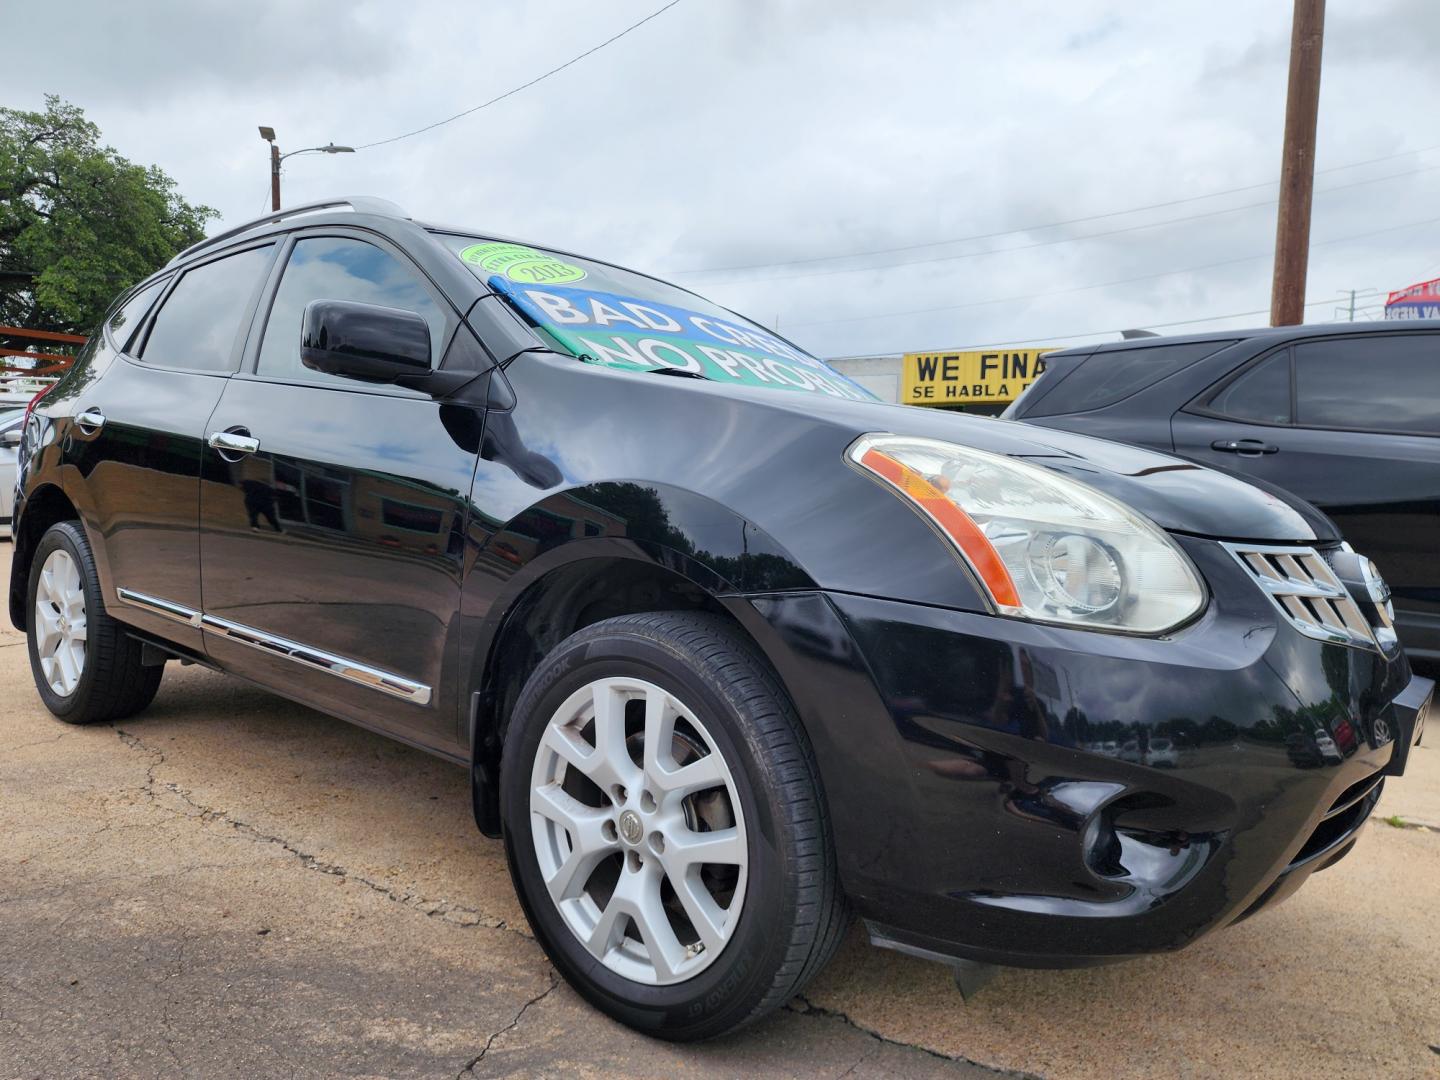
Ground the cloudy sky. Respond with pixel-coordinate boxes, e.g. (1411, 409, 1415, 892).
(11, 0, 1440, 358)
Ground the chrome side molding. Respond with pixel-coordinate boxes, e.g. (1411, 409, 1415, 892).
(116, 587, 203, 627)
(113, 587, 431, 706)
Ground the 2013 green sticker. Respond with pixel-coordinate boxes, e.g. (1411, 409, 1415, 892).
(458, 242, 587, 285)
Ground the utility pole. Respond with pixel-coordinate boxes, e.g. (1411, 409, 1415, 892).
(1270, 0, 1326, 326)
(1333, 287, 1378, 322)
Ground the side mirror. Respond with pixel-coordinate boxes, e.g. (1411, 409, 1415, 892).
(301, 300, 432, 384)
(1, 428, 20, 448)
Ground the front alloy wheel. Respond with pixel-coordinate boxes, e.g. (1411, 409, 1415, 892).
(529, 676, 747, 985)
(501, 612, 847, 1040)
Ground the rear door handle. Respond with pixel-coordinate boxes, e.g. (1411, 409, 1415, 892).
(74, 409, 106, 434)
(1211, 438, 1278, 457)
(208, 429, 260, 458)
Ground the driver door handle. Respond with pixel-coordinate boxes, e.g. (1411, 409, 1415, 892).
(208, 430, 260, 457)
(1211, 438, 1278, 457)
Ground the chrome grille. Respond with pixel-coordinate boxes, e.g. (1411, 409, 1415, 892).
(1224, 543, 1383, 651)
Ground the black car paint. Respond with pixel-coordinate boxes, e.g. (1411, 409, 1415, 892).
(8, 208, 1421, 971)
(1008, 323, 1440, 663)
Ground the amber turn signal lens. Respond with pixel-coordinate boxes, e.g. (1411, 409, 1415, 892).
(858, 447, 1021, 608)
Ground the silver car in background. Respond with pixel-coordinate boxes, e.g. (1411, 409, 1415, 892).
(1, 406, 27, 539)
(1, 375, 60, 540)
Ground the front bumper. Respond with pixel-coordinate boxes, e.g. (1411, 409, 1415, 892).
(1385, 673, 1431, 775)
(734, 536, 1420, 969)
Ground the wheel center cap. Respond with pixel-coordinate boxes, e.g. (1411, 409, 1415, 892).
(618, 810, 643, 845)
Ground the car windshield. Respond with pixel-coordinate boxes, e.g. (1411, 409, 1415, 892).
(440, 234, 876, 401)
(0, 407, 24, 427)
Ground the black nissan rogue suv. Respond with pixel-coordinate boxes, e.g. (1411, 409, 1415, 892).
(9, 197, 1431, 1040)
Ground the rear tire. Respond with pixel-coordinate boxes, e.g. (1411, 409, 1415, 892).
(26, 521, 163, 724)
(500, 611, 847, 1041)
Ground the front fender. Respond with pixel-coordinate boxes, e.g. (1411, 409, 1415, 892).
(459, 480, 815, 698)
(471, 480, 814, 596)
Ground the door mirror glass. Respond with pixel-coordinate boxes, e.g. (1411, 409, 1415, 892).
(301, 299, 432, 384)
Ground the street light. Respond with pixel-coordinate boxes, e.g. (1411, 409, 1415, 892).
(258, 127, 356, 212)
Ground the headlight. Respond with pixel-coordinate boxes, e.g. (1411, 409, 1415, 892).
(848, 434, 1205, 634)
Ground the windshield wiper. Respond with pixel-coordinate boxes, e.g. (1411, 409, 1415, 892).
(574, 354, 711, 380)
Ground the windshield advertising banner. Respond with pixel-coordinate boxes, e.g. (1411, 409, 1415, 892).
(481, 275, 873, 401)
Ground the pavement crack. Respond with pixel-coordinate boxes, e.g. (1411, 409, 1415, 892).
(833, 1048, 875, 1079)
(455, 971, 559, 1077)
(1, 733, 66, 753)
(112, 726, 530, 940)
(1381, 814, 1440, 834)
(788, 995, 1041, 1078)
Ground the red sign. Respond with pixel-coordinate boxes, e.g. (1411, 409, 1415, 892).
(1384, 276, 1440, 320)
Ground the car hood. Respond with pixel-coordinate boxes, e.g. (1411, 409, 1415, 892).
(737, 387, 1334, 543)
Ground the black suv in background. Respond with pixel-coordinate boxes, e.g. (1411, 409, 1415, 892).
(8, 198, 1431, 1039)
(1005, 322, 1440, 664)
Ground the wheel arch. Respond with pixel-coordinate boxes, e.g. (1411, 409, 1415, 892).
(8, 484, 80, 632)
(464, 540, 802, 837)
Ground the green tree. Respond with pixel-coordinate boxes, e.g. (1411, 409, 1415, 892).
(0, 95, 217, 334)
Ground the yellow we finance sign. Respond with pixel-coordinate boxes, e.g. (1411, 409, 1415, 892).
(901, 348, 1057, 406)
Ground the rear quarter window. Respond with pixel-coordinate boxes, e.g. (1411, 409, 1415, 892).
(1026, 340, 1234, 417)
(1205, 351, 1292, 424)
(106, 278, 168, 353)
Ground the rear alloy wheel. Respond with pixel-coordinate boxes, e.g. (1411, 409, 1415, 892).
(26, 521, 163, 724)
(33, 548, 87, 697)
(501, 612, 847, 1040)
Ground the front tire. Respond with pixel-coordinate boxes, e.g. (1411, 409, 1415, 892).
(26, 521, 163, 724)
(500, 612, 846, 1040)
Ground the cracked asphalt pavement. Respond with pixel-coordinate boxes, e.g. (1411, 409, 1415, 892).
(2, 554, 1438, 1078)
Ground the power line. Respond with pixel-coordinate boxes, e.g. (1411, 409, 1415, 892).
(672, 143, 1440, 278)
(685, 162, 1440, 286)
(829, 298, 1338, 359)
(354, 1, 685, 150)
(788, 213, 1440, 329)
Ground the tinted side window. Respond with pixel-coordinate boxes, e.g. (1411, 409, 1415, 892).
(257, 237, 447, 386)
(1026, 340, 1233, 417)
(1296, 335, 1440, 434)
(1207, 352, 1292, 424)
(107, 278, 167, 352)
(139, 246, 274, 372)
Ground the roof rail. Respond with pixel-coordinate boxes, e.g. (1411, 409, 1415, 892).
(167, 196, 409, 267)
